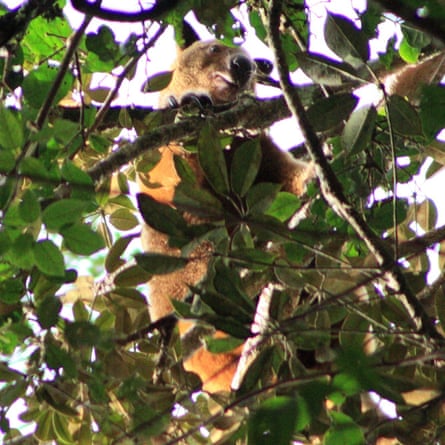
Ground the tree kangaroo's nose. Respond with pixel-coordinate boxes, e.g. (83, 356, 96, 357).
(230, 54, 254, 87)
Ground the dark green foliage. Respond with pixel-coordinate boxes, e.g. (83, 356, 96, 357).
(0, 1, 444, 445)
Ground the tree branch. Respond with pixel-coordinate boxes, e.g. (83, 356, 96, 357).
(71, 0, 180, 22)
(267, 0, 442, 340)
(87, 95, 291, 183)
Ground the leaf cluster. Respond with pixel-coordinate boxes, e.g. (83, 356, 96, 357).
(1, 2, 445, 445)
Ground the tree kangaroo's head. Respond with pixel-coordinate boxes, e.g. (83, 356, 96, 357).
(160, 40, 255, 107)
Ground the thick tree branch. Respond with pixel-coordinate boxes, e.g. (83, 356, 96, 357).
(267, 0, 442, 340)
(399, 225, 445, 258)
(71, 0, 180, 22)
(87, 95, 291, 183)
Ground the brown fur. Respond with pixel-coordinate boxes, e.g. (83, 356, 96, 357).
(384, 51, 445, 102)
(138, 40, 312, 392)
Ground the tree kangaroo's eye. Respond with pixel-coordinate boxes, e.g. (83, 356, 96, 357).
(209, 44, 221, 54)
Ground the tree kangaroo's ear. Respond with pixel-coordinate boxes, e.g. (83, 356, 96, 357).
(180, 20, 200, 49)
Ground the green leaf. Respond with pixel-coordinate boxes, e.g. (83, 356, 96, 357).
(52, 411, 75, 443)
(0, 279, 24, 304)
(230, 138, 262, 196)
(22, 63, 73, 109)
(109, 208, 139, 231)
(324, 411, 364, 445)
(205, 336, 244, 353)
(37, 296, 62, 329)
(86, 26, 119, 63)
(7, 233, 35, 269)
(105, 234, 137, 273)
(246, 182, 281, 215)
(265, 192, 300, 222)
(202, 313, 250, 339)
(295, 52, 360, 86)
(64, 321, 101, 348)
(198, 122, 230, 195)
(23, 15, 72, 61)
(306, 93, 358, 132)
(387, 95, 422, 136)
(229, 248, 275, 271)
(61, 160, 94, 187)
(0, 150, 16, 173)
(114, 264, 152, 287)
(137, 193, 187, 237)
(401, 24, 431, 49)
(143, 71, 173, 92)
(342, 104, 377, 155)
(324, 13, 369, 68)
(89, 133, 110, 153)
(34, 410, 57, 442)
(34, 240, 65, 277)
(199, 290, 252, 323)
(45, 342, 77, 378)
(174, 181, 224, 220)
(42, 199, 88, 232)
(135, 252, 188, 275)
(0, 106, 24, 150)
(399, 38, 420, 63)
(368, 198, 407, 231)
(420, 85, 445, 139)
(213, 262, 254, 312)
(19, 189, 41, 223)
(60, 223, 105, 255)
(18, 157, 51, 180)
(248, 395, 298, 445)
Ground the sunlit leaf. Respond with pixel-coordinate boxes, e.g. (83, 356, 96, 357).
(0, 106, 23, 150)
(42, 199, 89, 232)
(109, 208, 139, 230)
(22, 63, 73, 109)
(34, 240, 65, 277)
(61, 223, 105, 255)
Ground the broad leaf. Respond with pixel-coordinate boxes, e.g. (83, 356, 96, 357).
(230, 138, 262, 197)
(325, 13, 369, 68)
(248, 395, 299, 445)
(198, 122, 230, 195)
(34, 240, 65, 277)
(296, 52, 361, 86)
(135, 252, 188, 275)
(387, 95, 422, 136)
(60, 223, 105, 255)
(137, 193, 188, 237)
(306, 93, 358, 132)
(42, 199, 89, 232)
(342, 104, 377, 155)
